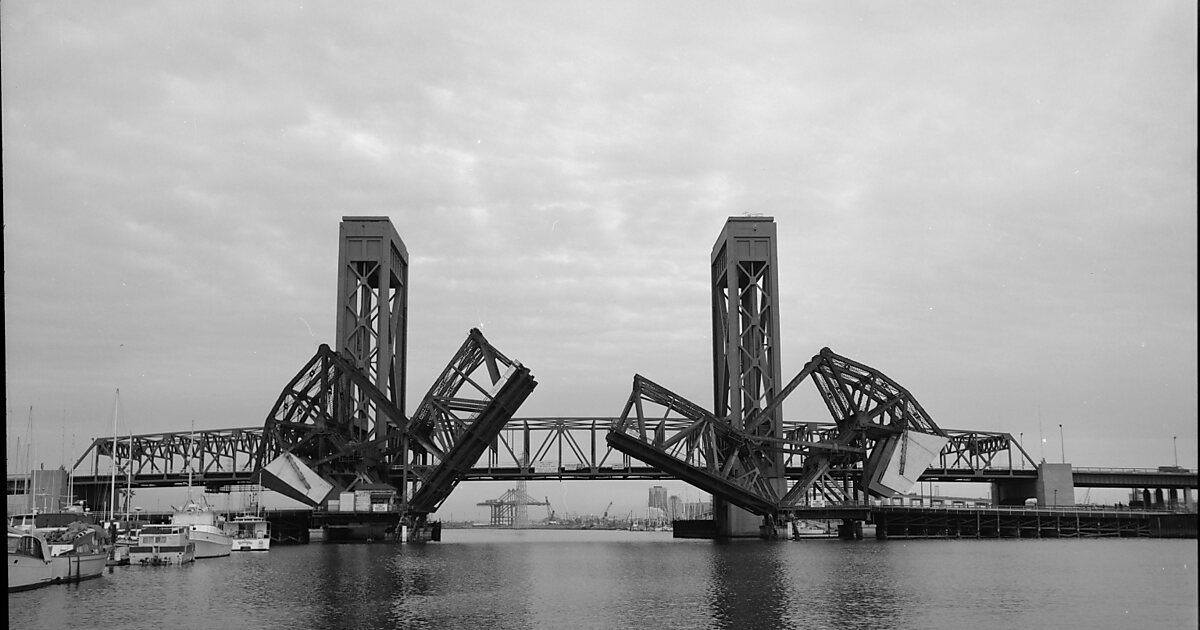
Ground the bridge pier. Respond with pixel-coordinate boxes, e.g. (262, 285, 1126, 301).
(1036, 463, 1075, 507)
(837, 519, 863, 540)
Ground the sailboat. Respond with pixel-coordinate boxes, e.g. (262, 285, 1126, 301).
(102, 390, 130, 566)
(170, 421, 231, 559)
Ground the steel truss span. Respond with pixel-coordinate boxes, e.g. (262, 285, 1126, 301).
(607, 347, 1035, 516)
(404, 328, 537, 514)
(71, 417, 1053, 488)
(66, 421, 1196, 491)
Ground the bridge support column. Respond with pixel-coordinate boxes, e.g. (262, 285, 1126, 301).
(336, 216, 409, 449)
(711, 216, 785, 539)
(1036, 463, 1075, 507)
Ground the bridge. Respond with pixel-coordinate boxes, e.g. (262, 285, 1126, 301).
(11, 216, 1197, 539)
(44, 420, 1198, 505)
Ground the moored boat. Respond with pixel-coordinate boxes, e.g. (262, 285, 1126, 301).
(43, 524, 108, 582)
(7, 527, 106, 592)
(172, 498, 232, 558)
(225, 514, 271, 551)
(129, 525, 195, 565)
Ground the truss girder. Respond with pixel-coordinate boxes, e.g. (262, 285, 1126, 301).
(75, 428, 264, 481)
(74, 420, 1040, 493)
(606, 348, 953, 516)
(404, 328, 538, 514)
(257, 343, 408, 492)
(607, 375, 787, 515)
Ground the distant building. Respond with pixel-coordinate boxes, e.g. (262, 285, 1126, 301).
(684, 499, 713, 519)
(7, 467, 70, 514)
(667, 495, 683, 521)
(648, 485, 668, 512)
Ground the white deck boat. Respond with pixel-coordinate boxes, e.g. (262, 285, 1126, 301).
(171, 498, 232, 558)
(129, 525, 195, 565)
(225, 514, 271, 551)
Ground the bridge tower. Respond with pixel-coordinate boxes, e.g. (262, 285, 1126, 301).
(336, 217, 409, 449)
(711, 216, 785, 537)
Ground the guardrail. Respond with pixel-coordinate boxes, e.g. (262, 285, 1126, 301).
(1073, 466, 1195, 474)
(801, 500, 1197, 515)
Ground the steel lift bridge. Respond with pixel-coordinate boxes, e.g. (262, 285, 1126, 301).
(60, 216, 1195, 539)
(606, 217, 959, 537)
(252, 218, 537, 538)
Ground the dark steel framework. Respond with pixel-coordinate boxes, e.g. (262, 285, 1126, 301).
(607, 347, 957, 517)
(404, 329, 537, 514)
(336, 217, 409, 449)
(257, 344, 408, 492)
(64, 421, 1198, 494)
(710, 217, 786, 526)
(253, 328, 534, 517)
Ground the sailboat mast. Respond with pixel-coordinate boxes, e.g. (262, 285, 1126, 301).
(67, 436, 74, 512)
(26, 406, 33, 510)
(108, 389, 119, 524)
(125, 431, 133, 520)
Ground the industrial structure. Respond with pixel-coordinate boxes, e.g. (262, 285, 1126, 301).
(476, 487, 548, 528)
(18, 216, 1197, 541)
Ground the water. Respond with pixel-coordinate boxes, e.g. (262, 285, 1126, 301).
(9, 530, 1197, 629)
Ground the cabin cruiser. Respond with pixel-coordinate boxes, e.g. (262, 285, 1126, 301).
(8, 526, 107, 591)
(225, 514, 271, 551)
(171, 497, 232, 559)
(129, 525, 195, 565)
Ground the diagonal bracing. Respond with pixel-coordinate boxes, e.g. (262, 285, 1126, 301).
(607, 348, 946, 516)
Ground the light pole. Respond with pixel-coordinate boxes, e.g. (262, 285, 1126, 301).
(1174, 436, 1178, 468)
(1059, 424, 1065, 464)
(1019, 433, 1024, 468)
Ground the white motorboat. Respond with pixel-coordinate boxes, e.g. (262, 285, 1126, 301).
(225, 514, 271, 551)
(129, 525, 195, 565)
(172, 498, 232, 559)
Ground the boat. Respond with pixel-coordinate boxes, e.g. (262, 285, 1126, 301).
(171, 497, 232, 558)
(8, 526, 107, 592)
(168, 421, 232, 558)
(225, 514, 271, 551)
(792, 520, 833, 538)
(9, 527, 58, 591)
(41, 523, 109, 578)
(129, 524, 195, 565)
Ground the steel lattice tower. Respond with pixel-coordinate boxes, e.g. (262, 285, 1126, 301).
(711, 216, 785, 536)
(336, 217, 409, 450)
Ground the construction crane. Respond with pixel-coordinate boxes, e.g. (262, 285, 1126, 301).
(545, 496, 555, 522)
(602, 501, 613, 520)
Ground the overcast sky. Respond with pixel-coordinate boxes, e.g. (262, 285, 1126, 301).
(4, 1, 1196, 518)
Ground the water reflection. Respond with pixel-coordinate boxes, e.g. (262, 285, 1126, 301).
(819, 542, 907, 629)
(707, 540, 792, 629)
(7, 532, 1195, 630)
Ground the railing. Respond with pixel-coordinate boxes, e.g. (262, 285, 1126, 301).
(800, 500, 1197, 515)
(1073, 466, 1195, 475)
